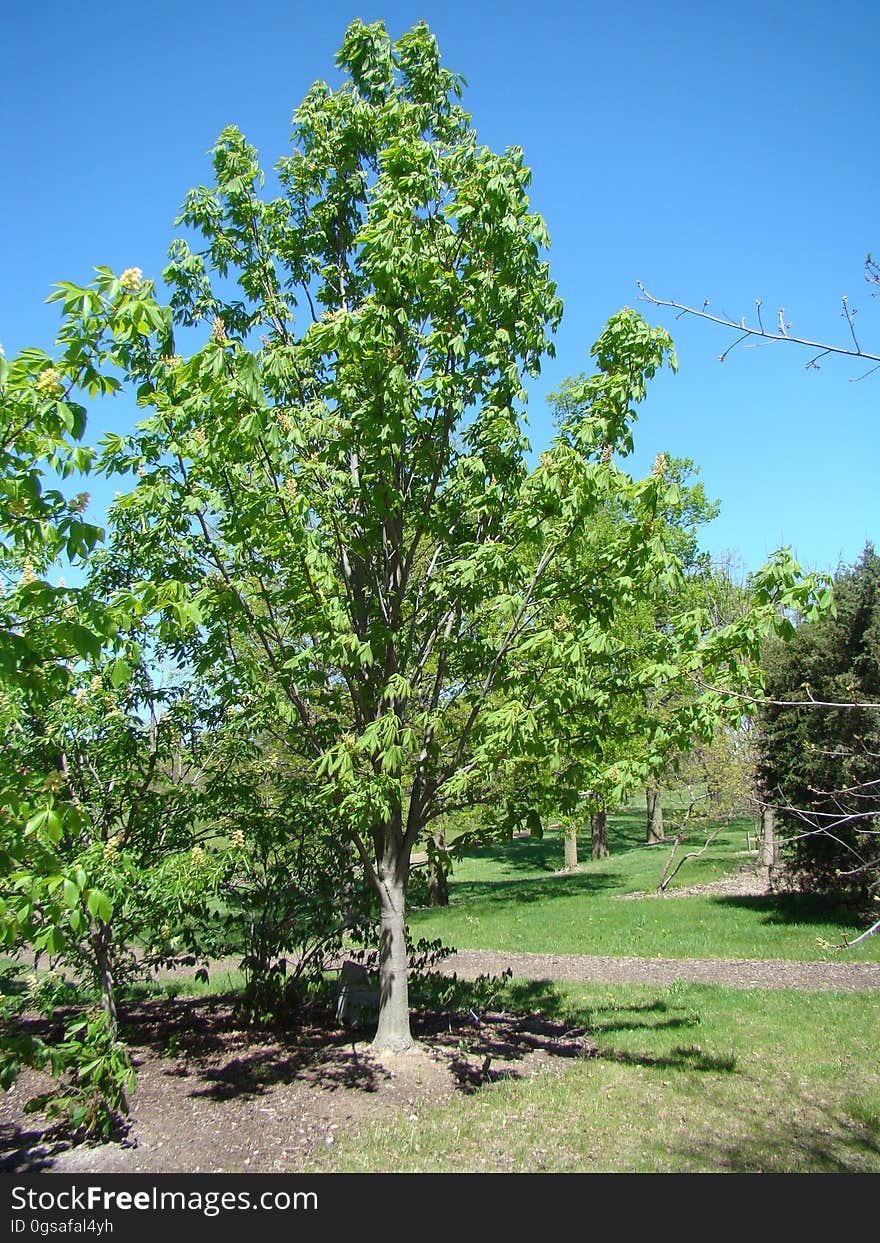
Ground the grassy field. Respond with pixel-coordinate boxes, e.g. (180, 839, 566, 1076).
(367, 810, 880, 1173)
(408, 809, 880, 961)
(312, 978, 880, 1173)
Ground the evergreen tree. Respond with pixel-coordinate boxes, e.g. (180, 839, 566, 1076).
(759, 545, 880, 902)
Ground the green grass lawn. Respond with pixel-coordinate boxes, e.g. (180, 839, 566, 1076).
(312, 979, 880, 1173)
(408, 810, 880, 962)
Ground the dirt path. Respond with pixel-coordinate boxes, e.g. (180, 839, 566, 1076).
(442, 949, 880, 991)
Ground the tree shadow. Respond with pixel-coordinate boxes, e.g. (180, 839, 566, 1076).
(0, 1082, 134, 1173)
(443, 815, 751, 903)
(413, 1006, 596, 1094)
(591, 1013, 703, 1037)
(188, 1039, 389, 1102)
(607, 1045, 738, 1073)
(147, 984, 612, 1106)
(461, 818, 653, 875)
(116, 996, 393, 1103)
(446, 868, 624, 908)
(671, 1094, 880, 1172)
(570, 991, 729, 1060)
(119, 995, 242, 1059)
(410, 975, 739, 1088)
(0, 979, 751, 1170)
(0, 1123, 70, 1173)
(458, 835, 576, 875)
(606, 810, 659, 854)
(714, 891, 867, 929)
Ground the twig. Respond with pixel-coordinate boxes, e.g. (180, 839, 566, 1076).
(637, 283, 880, 377)
(658, 825, 722, 892)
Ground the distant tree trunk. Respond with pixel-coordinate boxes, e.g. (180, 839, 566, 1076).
(340, 838, 360, 922)
(760, 804, 777, 869)
(564, 822, 579, 870)
(646, 786, 665, 843)
(427, 826, 449, 906)
(591, 807, 609, 860)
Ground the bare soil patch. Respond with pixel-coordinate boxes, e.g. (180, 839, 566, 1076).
(0, 997, 594, 1174)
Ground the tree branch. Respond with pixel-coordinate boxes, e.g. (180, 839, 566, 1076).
(637, 283, 880, 376)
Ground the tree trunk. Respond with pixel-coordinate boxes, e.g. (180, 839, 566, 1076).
(92, 922, 118, 1035)
(427, 864, 449, 906)
(427, 827, 449, 906)
(591, 807, 609, 860)
(760, 804, 777, 869)
(646, 786, 664, 843)
(372, 872, 414, 1053)
(563, 822, 579, 870)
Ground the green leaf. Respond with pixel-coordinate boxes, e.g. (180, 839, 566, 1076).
(62, 623, 103, 660)
(86, 890, 114, 923)
(108, 657, 132, 688)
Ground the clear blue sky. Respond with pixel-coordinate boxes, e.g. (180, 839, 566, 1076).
(3, 0, 877, 577)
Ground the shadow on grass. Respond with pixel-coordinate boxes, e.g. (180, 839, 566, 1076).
(590, 1013, 702, 1037)
(607, 1045, 738, 1073)
(607, 810, 658, 854)
(460, 835, 577, 875)
(672, 1094, 880, 1172)
(412, 973, 737, 1083)
(463, 817, 654, 875)
(439, 816, 754, 906)
(714, 891, 867, 929)
(444, 868, 624, 908)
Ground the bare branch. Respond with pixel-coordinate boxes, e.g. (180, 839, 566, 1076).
(851, 360, 880, 383)
(691, 677, 880, 712)
(637, 283, 880, 377)
(718, 331, 751, 363)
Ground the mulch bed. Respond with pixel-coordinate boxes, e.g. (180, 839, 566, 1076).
(0, 995, 593, 1174)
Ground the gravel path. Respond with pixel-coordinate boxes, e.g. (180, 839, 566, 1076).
(442, 949, 880, 992)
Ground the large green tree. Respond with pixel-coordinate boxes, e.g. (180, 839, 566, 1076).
(7, 20, 826, 1055)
